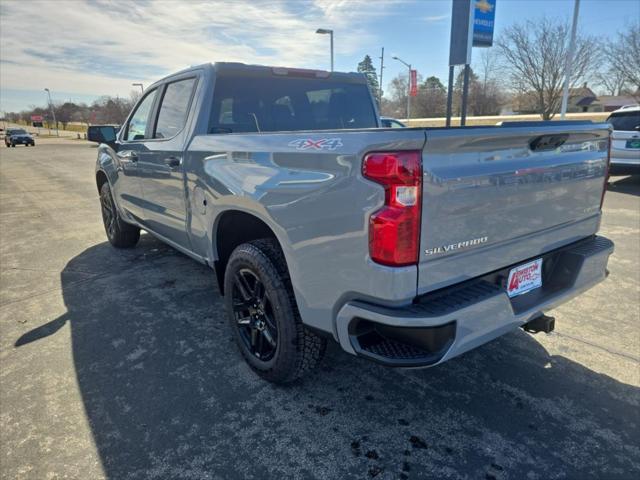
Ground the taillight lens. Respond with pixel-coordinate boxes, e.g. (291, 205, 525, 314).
(600, 134, 611, 210)
(363, 151, 422, 266)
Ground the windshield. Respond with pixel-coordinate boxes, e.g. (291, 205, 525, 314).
(209, 74, 377, 133)
(10, 129, 27, 135)
(607, 111, 640, 131)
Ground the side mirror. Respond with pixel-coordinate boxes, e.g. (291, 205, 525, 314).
(87, 125, 117, 144)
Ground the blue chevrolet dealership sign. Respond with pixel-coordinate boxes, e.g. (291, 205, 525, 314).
(473, 0, 496, 47)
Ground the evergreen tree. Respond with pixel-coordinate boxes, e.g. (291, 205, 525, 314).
(357, 55, 380, 101)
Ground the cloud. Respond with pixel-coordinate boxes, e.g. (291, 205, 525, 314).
(0, 0, 399, 106)
(424, 14, 449, 22)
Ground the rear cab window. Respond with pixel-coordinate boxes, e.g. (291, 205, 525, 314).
(154, 77, 197, 139)
(607, 110, 640, 131)
(209, 72, 377, 133)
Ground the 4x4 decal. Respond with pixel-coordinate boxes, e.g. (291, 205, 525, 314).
(288, 138, 343, 151)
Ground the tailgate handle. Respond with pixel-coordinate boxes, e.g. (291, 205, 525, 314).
(529, 134, 569, 152)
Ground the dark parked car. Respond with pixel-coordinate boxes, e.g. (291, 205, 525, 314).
(380, 116, 406, 128)
(5, 128, 35, 147)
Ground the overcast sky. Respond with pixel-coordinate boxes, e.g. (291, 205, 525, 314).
(0, 0, 638, 113)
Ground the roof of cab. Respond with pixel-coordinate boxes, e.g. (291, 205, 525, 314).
(609, 104, 640, 114)
(149, 62, 366, 87)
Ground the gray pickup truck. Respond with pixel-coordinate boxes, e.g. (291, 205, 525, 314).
(90, 63, 614, 384)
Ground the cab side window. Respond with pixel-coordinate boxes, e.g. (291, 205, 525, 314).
(154, 78, 197, 139)
(125, 89, 157, 141)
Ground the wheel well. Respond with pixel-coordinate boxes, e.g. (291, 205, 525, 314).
(96, 170, 108, 193)
(214, 211, 279, 295)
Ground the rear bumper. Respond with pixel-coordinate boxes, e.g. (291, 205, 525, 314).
(336, 235, 614, 367)
(610, 149, 640, 175)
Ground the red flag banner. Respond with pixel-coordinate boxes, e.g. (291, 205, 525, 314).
(409, 69, 418, 97)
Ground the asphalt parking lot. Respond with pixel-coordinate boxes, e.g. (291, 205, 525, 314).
(1, 140, 639, 480)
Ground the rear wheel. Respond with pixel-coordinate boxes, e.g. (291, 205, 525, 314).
(224, 239, 326, 384)
(99, 182, 140, 248)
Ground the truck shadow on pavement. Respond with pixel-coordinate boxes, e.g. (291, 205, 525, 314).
(609, 175, 640, 197)
(15, 236, 640, 480)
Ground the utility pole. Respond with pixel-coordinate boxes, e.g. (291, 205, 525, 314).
(44, 88, 58, 137)
(378, 47, 385, 105)
(560, 0, 580, 119)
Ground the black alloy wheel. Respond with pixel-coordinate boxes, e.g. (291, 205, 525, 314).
(231, 268, 278, 361)
(100, 186, 117, 241)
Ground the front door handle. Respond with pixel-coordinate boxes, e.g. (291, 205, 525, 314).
(164, 156, 182, 169)
(117, 150, 138, 162)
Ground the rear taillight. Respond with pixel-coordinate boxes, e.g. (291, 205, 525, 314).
(363, 151, 422, 266)
(600, 134, 611, 210)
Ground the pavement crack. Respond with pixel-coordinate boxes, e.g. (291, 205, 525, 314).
(553, 331, 640, 363)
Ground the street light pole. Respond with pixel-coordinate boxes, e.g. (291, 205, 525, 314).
(132, 83, 144, 93)
(44, 88, 58, 137)
(392, 56, 412, 119)
(560, 0, 580, 119)
(316, 28, 334, 71)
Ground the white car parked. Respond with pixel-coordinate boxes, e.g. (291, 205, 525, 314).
(607, 105, 640, 175)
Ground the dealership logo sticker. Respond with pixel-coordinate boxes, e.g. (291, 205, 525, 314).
(288, 138, 343, 151)
(507, 258, 543, 298)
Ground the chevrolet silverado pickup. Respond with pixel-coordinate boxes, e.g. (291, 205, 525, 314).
(89, 63, 614, 384)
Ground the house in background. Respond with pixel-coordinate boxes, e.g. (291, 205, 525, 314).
(567, 83, 599, 113)
(507, 83, 638, 116)
(591, 95, 639, 112)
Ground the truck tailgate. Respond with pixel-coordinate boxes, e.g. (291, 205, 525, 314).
(418, 123, 610, 295)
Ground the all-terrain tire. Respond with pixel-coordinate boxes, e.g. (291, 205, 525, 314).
(99, 182, 140, 248)
(224, 239, 326, 384)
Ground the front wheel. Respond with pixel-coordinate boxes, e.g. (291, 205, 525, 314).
(99, 182, 140, 248)
(224, 239, 326, 384)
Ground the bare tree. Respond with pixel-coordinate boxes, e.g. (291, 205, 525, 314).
(496, 18, 598, 119)
(595, 67, 628, 96)
(604, 23, 640, 94)
(381, 73, 410, 118)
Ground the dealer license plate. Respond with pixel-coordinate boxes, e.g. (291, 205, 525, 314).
(507, 258, 543, 298)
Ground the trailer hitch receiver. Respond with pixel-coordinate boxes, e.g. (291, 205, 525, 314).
(522, 314, 555, 334)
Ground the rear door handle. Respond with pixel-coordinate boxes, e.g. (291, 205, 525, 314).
(164, 156, 182, 169)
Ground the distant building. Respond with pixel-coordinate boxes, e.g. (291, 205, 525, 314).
(591, 95, 639, 112)
(567, 83, 598, 113)
(507, 83, 638, 115)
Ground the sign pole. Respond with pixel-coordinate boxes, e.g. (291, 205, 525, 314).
(446, 0, 496, 127)
(446, 65, 455, 127)
(461, 64, 470, 126)
(378, 47, 384, 105)
(407, 65, 413, 119)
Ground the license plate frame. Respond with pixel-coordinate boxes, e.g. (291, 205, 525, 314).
(507, 258, 543, 298)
